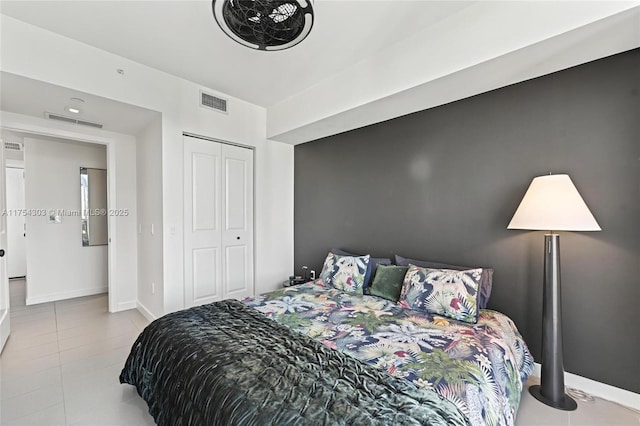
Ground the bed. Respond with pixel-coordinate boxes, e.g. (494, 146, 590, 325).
(121, 257, 533, 426)
(245, 281, 534, 426)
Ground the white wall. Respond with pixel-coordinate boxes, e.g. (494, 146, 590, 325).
(0, 111, 139, 311)
(24, 137, 107, 303)
(254, 138, 294, 295)
(110, 120, 139, 311)
(0, 15, 294, 316)
(135, 116, 164, 318)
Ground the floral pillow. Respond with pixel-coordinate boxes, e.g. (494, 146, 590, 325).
(399, 265, 481, 323)
(319, 252, 370, 294)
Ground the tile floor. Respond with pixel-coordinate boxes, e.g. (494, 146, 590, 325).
(1, 279, 153, 425)
(516, 376, 640, 426)
(1, 278, 639, 425)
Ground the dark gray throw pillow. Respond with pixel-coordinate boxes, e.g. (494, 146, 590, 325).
(369, 265, 408, 302)
(394, 254, 493, 309)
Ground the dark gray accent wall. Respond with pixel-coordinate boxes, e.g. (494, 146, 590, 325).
(294, 49, 640, 393)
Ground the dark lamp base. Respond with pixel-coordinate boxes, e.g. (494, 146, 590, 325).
(529, 385, 577, 411)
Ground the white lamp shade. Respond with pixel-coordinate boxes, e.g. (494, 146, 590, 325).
(508, 174, 601, 231)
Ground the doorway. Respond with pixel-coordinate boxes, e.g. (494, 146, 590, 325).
(23, 135, 108, 305)
(0, 127, 115, 314)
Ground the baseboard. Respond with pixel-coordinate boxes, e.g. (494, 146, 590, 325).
(26, 287, 108, 305)
(136, 301, 157, 322)
(115, 300, 137, 312)
(532, 363, 640, 411)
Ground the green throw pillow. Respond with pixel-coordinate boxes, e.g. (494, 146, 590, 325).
(369, 265, 409, 301)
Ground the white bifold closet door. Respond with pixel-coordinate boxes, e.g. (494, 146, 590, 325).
(183, 135, 254, 308)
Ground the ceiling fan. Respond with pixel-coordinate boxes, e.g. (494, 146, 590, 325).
(212, 0, 314, 51)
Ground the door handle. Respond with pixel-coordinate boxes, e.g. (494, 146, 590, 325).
(0, 249, 5, 257)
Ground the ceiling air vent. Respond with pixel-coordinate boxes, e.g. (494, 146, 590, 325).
(76, 120, 103, 129)
(200, 91, 228, 113)
(45, 112, 104, 129)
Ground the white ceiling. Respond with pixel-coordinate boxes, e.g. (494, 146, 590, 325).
(0, 0, 473, 108)
(0, 72, 160, 135)
(1, 1, 639, 143)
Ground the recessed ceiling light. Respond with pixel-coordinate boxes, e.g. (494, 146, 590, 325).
(65, 97, 84, 114)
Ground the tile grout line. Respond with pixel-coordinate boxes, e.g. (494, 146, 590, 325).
(54, 298, 70, 426)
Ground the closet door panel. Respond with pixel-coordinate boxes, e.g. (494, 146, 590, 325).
(224, 245, 248, 295)
(192, 154, 218, 232)
(184, 136, 222, 307)
(221, 144, 254, 300)
(225, 158, 247, 231)
(192, 248, 219, 301)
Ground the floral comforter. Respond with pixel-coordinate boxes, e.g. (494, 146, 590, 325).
(244, 282, 534, 426)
